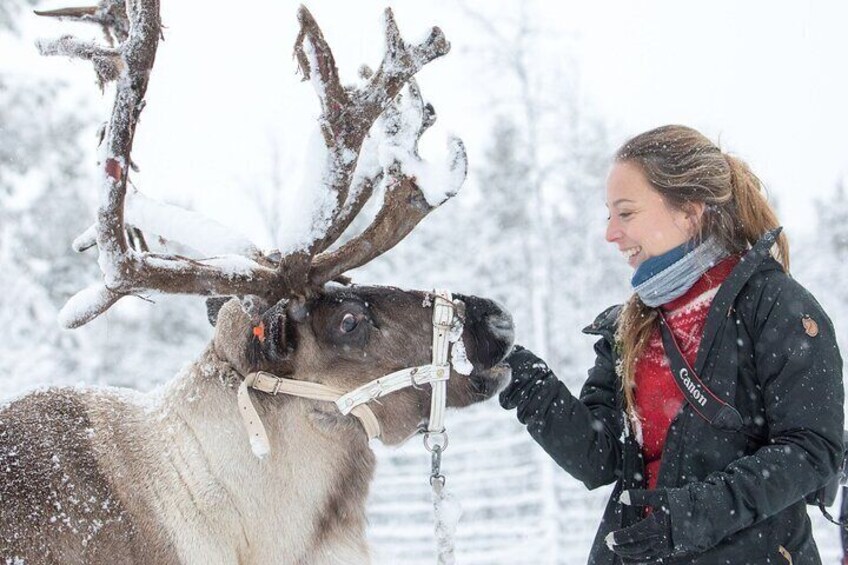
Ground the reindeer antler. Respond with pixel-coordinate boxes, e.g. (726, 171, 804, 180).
(293, 6, 466, 287)
(39, 1, 466, 328)
(309, 77, 467, 285)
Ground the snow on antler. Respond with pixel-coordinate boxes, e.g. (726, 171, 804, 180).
(39, 1, 466, 328)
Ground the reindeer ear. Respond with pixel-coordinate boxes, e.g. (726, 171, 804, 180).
(246, 299, 291, 369)
(206, 296, 232, 327)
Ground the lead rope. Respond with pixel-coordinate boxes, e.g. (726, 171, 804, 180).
(427, 434, 461, 565)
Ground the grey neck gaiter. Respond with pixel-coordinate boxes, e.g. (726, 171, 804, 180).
(633, 237, 728, 308)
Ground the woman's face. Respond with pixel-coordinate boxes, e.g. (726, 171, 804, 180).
(605, 161, 703, 269)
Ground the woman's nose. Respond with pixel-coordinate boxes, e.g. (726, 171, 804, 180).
(605, 218, 622, 243)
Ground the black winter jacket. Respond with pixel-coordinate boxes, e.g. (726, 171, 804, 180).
(512, 230, 844, 564)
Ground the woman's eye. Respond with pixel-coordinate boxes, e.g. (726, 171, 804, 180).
(340, 313, 359, 333)
(619, 212, 633, 219)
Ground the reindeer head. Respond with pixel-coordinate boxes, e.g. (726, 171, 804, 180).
(213, 287, 513, 445)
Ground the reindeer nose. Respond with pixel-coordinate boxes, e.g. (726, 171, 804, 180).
(485, 309, 514, 341)
(453, 294, 515, 357)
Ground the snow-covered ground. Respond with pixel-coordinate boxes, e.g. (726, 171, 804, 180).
(367, 402, 845, 563)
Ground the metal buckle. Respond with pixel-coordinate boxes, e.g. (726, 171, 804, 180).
(410, 367, 425, 388)
(423, 430, 449, 452)
(271, 377, 282, 395)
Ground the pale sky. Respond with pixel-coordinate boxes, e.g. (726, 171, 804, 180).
(4, 0, 847, 243)
(564, 0, 848, 237)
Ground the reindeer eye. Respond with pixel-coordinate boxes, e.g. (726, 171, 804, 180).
(340, 312, 359, 333)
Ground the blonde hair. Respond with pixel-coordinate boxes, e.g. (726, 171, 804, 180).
(613, 125, 789, 419)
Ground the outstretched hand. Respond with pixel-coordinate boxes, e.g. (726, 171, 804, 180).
(499, 345, 555, 410)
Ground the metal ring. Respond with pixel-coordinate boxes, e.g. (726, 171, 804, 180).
(423, 431, 449, 452)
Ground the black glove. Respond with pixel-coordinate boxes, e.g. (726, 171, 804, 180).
(607, 489, 674, 563)
(499, 345, 557, 414)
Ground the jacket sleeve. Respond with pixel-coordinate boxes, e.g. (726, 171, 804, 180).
(515, 336, 624, 490)
(666, 276, 845, 554)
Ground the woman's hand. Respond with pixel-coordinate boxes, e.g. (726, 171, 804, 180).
(607, 489, 677, 563)
(499, 345, 556, 412)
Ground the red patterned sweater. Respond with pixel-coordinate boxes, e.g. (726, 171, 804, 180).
(634, 254, 740, 490)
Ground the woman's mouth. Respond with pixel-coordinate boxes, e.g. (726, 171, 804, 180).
(621, 246, 642, 265)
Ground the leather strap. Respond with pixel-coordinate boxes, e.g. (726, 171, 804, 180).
(335, 365, 449, 415)
(238, 371, 382, 456)
(428, 291, 455, 433)
(237, 373, 272, 458)
(658, 311, 743, 432)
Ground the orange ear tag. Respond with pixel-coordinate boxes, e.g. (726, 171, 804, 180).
(253, 322, 266, 342)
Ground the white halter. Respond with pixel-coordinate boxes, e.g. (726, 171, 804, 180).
(236, 290, 457, 457)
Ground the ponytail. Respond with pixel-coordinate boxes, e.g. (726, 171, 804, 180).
(725, 154, 790, 271)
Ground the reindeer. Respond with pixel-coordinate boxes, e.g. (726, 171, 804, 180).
(0, 2, 514, 563)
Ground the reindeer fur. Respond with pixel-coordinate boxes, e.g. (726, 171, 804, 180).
(1, 291, 513, 564)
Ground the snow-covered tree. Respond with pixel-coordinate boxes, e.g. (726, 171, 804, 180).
(0, 5, 210, 394)
(0, 0, 38, 34)
(0, 4, 99, 392)
(797, 177, 848, 354)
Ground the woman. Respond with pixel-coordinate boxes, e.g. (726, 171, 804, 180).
(500, 125, 844, 564)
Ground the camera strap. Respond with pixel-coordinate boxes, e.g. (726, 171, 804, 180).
(657, 311, 743, 433)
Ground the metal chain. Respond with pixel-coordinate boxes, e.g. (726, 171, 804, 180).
(430, 445, 444, 487)
(425, 433, 457, 564)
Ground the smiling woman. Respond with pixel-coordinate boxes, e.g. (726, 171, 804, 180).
(500, 124, 844, 564)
